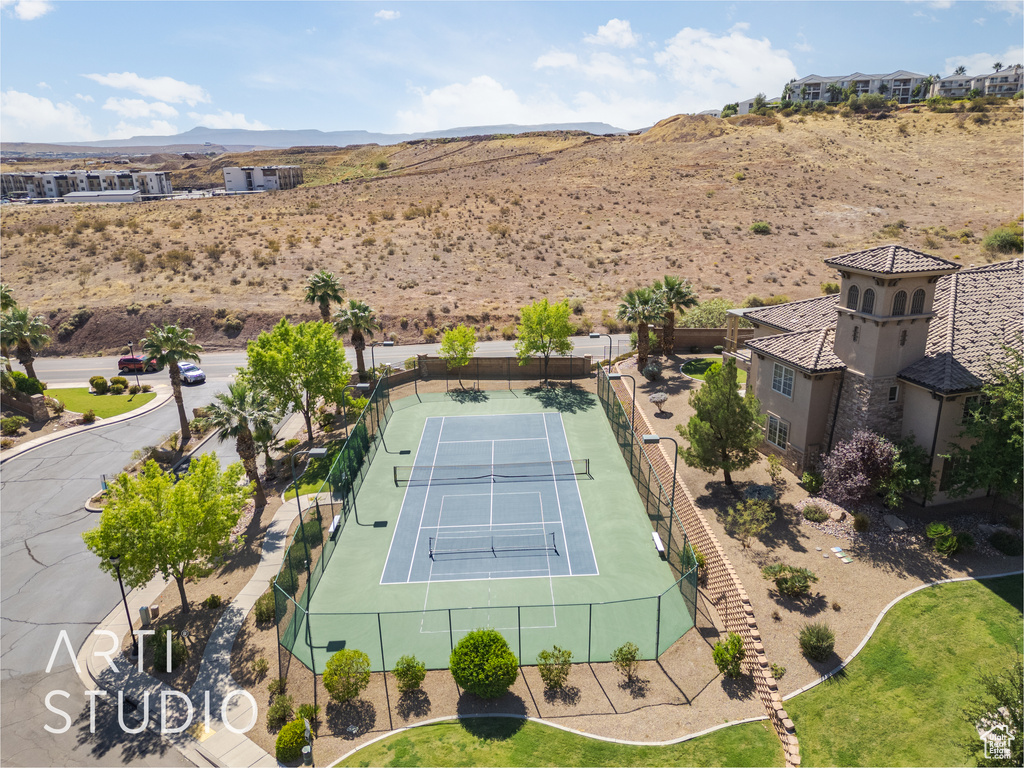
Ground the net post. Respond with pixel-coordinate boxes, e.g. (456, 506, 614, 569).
(393, 466, 398, 486)
(517, 606, 522, 666)
(377, 613, 386, 674)
(448, 609, 454, 652)
(587, 603, 593, 662)
(655, 594, 661, 658)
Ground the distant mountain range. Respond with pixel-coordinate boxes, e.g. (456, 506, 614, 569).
(42, 123, 630, 151)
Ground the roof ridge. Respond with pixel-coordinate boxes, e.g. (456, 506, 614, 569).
(941, 272, 960, 389)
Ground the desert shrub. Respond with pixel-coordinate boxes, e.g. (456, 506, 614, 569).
(0, 438, 12, 449)
(90, 376, 109, 395)
(821, 282, 840, 294)
(141, 384, 153, 392)
(110, 376, 128, 388)
(852, 512, 871, 532)
(641, 362, 661, 381)
(989, 531, 1024, 556)
(799, 622, 835, 661)
(82, 410, 97, 424)
(766, 453, 784, 486)
(275, 719, 307, 762)
(801, 470, 824, 495)
(156, 627, 188, 672)
(251, 656, 269, 680)
(501, 324, 517, 340)
(323, 648, 371, 703)
(267, 677, 287, 696)
(403, 356, 418, 370)
(1, 416, 28, 436)
(47, 397, 65, 413)
(680, 545, 706, 583)
(761, 563, 819, 597)
(266, 694, 293, 731)
(393, 654, 427, 694)
(821, 430, 897, 509)
(802, 504, 828, 523)
(296, 703, 321, 734)
(450, 629, 518, 699)
(254, 591, 277, 624)
(202, 594, 223, 609)
(771, 663, 786, 680)
(282, 438, 300, 452)
(128, 384, 141, 395)
(982, 226, 1024, 254)
(13, 374, 45, 396)
(611, 641, 641, 682)
(724, 498, 774, 548)
(750, 221, 771, 235)
(712, 632, 745, 678)
(536, 645, 573, 691)
(422, 327, 438, 342)
(110, 384, 125, 395)
(649, 392, 668, 412)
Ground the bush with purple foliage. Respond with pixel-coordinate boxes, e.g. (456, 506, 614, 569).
(820, 430, 897, 509)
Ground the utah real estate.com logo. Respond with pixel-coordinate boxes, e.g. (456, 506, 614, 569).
(979, 722, 1014, 761)
(43, 629, 258, 734)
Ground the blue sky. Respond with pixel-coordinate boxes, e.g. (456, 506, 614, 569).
(1, 0, 1021, 142)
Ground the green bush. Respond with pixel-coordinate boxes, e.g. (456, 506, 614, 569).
(403, 356, 418, 370)
(641, 362, 661, 381)
(802, 471, 824, 494)
(141, 384, 153, 392)
(761, 563, 819, 597)
(203, 594, 223, 609)
(989, 531, 1024, 556)
(296, 703, 321, 735)
(268, 677, 286, 696)
(13, 372, 45, 396)
(449, 628, 519, 699)
(799, 622, 835, 661)
(90, 376, 109, 395)
(393, 654, 427, 694)
(128, 384, 142, 395)
(982, 226, 1024, 254)
(771, 662, 786, 680)
(266, 693, 293, 731)
(275, 719, 307, 762)
(0, 416, 28, 436)
(110, 384, 125, 395)
(611, 641, 641, 683)
(254, 591, 276, 623)
(536, 645, 573, 691)
(251, 656, 269, 680)
(110, 376, 128, 388)
(712, 632, 745, 678)
(282, 438, 300, 452)
(802, 504, 828, 523)
(750, 221, 772, 235)
(81, 409, 97, 424)
(156, 627, 188, 672)
(680, 545, 707, 585)
(852, 512, 871, 532)
(323, 648, 371, 703)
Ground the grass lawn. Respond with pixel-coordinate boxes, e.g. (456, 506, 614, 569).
(680, 357, 747, 385)
(787, 574, 1023, 767)
(51, 387, 157, 419)
(338, 718, 782, 767)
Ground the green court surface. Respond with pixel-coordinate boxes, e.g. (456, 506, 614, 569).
(283, 388, 692, 673)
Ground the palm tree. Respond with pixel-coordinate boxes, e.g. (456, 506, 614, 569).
(142, 324, 203, 448)
(334, 299, 379, 377)
(0, 284, 15, 312)
(252, 421, 281, 480)
(826, 82, 844, 103)
(993, 62, 1003, 72)
(878, 82, 889, 98)
(617, 288, 666, 372)
(920, 74, 936, 98)
(654, 276, 699, 355)
(304, 269, 344, 323)
(1, 307, 50, 380)
(953, 65, 967, 76)
(203, 381, 276, 507)
(799, 84, 809, 101)
(0, 357, 14, 393)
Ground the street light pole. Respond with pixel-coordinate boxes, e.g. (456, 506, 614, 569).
(109, 555, 138, 657)
(369, 340, 395, 379)
(290, 447, 329, 521)
(341, 382, 371, 439)
(589, 333, 612, 370)
(642, 434, 680, 512)
(608, 372, 637, 427)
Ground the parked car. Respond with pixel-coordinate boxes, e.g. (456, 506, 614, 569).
(118, 356, 161, 373)
(177, 362, 206, 385)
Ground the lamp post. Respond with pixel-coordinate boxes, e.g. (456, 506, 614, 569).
(290, 446, 329, 520)
(589, 333, 612, 370)
(341, 382, 371, 439)
(369, 341, 395, 378)
(642, 434, 680, 512)
(126, 341, 141, 389)
(109, 555, 138, 657)
(608, 372, 637, 427)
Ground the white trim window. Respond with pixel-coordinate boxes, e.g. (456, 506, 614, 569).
(767, 415, 790, 448)
(772, 362, 794, 398)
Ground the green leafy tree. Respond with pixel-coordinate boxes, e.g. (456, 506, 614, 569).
(826, 82, 844, 103)
(960, 652, 1022, 767)
(799, 84, 809, 101)
(0, 284, 14, 312)
(304, 269, 344, 323)
(81, 454, 250, 613)
(677, 358, 765, 485)
(781, 80, 795, 100)
(721, 102, 739, 118)
(449, 628, 518, 699)
(712, 632, 745, 678)
(323, 648, 371, 703)
(751, 93, 767, 112)
(142, 323, 202, 448)
(679, 298, 736, 329)
(653, 276, 699, 355)
(723, 498, 775, 548)
(878, 82, 889, 97)
(617, 287, 665, 371)
(246, 319, 351, 441)
(438, 324, 477, 387)
(0, 306, 51, 380)
(202, 380, 278, 507)
(513, 299, 574, 384)
(333, 299, 380, 377)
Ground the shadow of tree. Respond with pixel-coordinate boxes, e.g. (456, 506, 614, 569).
(72, 691, 175, 762)
(396, 689, 431, 720)
(653, 410, 674, 419)
(448, 389, 490, 404)
(619, 676, 651, 699)
(769, 590, 829, 616)
(720, 674, 756, 701)
(524, 384, 596, 413)
(542, 685, 581, 706)
(455, 691, 527, 738)
(325, 698, 377, 738)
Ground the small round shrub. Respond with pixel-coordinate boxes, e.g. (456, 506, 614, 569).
(925, 521, 953, 540)
(771, 662, 786, 680)
(744, 483, 776, 502)
(254, 591, 277, 623)
(251, 656, 269, 680)
(802, 504, 828, 523)
(450, 628, 518, 699)
(13, 373, 45, 396)
(90, 376, 109, 395)
(296, 703, 321, 734)
(712, 632, 745, 678)
(982, 226, 1023, 255)
(611, 641, 641, 682)
(989, 531, 1024, 557)
(267, 677, 286, 696)
(802, 471, 824, 495)
(275, 719, 307, 763)
(110, 376, 129, 388)
(141, 384, 153, 392)
(266, 693, 293, 731)
(156, 627, 188, 672)
(750, 221, 772, 235)
(393, 654, 427, 694)
(1, 416, 28, 436)
(110, 384, 125, 395)
(536, 645, 573, 691)
(641, 362, 661, 381)
(323, 648, 371, 703)
(852, 512, 871, 532)
(761, 563, 819, 597)
(128, 384, 142, 395)
(203, 594, 223, 609)
(799, 622, 835, 662)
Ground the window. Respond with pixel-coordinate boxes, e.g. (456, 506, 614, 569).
(900, 329, 908, 346)
(852, 325, 860, 342)
(772, 363, 794, 398)
(892, 290, 907, 316)
(846, 285, 860, 310)
(961, 394, 988, 424)
(861, 288, 875, 314)
(888, 386, 899, 402)
(911, 289, 926, 315)
(767, 415, 789, 448)
(939, 455, 961, 492)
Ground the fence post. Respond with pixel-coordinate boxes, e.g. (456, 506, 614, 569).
(587, 604, 593, 663)
(517, 606, 522, 665)
(448, 609, 454, 652)
(655, 594, 661, 658)
(377, 613, 386, 673)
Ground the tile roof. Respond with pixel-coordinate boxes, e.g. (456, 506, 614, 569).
(824, 245, 961, 275)
(746, 328, 846, 374)
(898, 259, 1024, 394)
(743, 294, 840, 333)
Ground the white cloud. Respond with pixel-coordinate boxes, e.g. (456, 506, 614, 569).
(105, 120, 178, 140)
(375, 10, 400, 21)
(186, 110, 270, 130)
(944, 45, 1024, 75)
(74, 93, 94, 102)
(583, 19, 639, 48)
(793, 31, 814, 53)
(987, 0, 1022, 15)
(102, 97, 178, 119)
(534, 50, 654, 84)
(928, 0, 954, 8)
(0, 90, 96, 142)
(82, 72, 210, 106)
(973, 16, 986, 24)
(1, 0, 54, 20)
(654, 26, 798, 110)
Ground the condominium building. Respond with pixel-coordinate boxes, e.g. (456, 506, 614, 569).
(785, 70, 927, 104)
(222, 165, 303, 192)
(0, 169, 173, 199)
(932, 66, 1023, 99)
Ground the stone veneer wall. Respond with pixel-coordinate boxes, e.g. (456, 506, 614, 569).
(611, 366, 801, 768)
(826, 369, 904, 448)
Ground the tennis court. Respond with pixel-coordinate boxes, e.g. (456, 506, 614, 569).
(381, 413, 598, 584)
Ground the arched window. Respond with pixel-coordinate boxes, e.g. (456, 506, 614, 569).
(861, 288, 875, 314)
(847, 285, 860, 310)
(892, 290, 907, 316)
(911, 288, 926, 314)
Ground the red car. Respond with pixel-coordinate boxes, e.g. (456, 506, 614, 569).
(118, 356, 162, 373)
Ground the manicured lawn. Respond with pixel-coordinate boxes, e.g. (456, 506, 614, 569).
(338, 718, 782, 767)
(51, 387, 156, 419)
(680, 357, 747, 385)
(787, 575, 1023, 767)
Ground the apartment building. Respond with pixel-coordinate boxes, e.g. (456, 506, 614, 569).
(0, 169, 173, 199)
(786, 70, 927, 104)
(932, 66, 1023, 99)
(222, 165, 303, 192)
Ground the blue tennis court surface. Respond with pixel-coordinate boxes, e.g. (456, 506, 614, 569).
(380, 413, 598, 584)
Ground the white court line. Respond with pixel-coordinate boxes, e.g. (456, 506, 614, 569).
(489, 439, 494, 529)
(548, 412, 599, 577)
(438, 437, 548, 444)
(405, 570, 578, 585)
(542, 413, 571, 576)
(434, 521, 555, 529)
(405, 416, 446, 583)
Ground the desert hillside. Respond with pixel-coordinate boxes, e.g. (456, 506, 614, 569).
(1, 105, 1021, 355)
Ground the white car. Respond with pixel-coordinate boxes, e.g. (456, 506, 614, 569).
(178, 362, 206, 385)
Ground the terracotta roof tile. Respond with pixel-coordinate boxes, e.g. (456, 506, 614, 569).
(746, 328, 846, 373)
(824, 245, 960, 275)
(743, 294, 839, 333)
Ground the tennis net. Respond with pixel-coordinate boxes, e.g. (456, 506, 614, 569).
(428, 531, 558, 559)
(394, 458, 589, 486)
